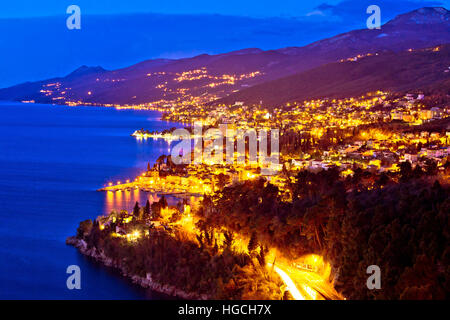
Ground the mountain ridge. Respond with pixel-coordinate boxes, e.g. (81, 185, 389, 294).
(0, 7, 448, 106)
(213, 44, 450, 107)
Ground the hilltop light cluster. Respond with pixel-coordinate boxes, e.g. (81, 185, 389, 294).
(28, 67, 263, 108)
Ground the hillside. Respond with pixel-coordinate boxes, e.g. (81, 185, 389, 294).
(215, 45, 450, 107)
(0, 7, 448, 106)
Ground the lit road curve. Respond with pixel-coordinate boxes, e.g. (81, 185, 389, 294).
(267, 258, 344, 300)
(171, 213, 344, 300)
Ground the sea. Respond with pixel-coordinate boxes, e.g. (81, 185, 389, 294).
(0, 101, 183, 299)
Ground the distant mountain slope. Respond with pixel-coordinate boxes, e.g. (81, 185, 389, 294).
(277, 7, 450, 61)
(215, 45, 450, 107)
(0, 7, 448, 106)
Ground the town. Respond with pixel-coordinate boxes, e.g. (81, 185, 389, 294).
(103, 90, 450, 202)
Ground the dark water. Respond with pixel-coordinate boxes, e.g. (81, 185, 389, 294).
(0, 102, 182, 299)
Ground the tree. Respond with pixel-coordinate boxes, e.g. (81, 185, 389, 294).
(399, 161, 412, 182)
(223, 231, 234, 248)
(132, 201, 140, 218)
(247, 232, 258, 253)
(160, 195, 168, 209)
(77, 219, 93, 239)
(151, 202, 161, 219)
(256, 245, 267, 267)
(352, 167, 364, 185)
(423, 159, 438, 176)
(144, 200, 151, 219)
(217, 173, 230, 190)
(376, 172, 390, 187)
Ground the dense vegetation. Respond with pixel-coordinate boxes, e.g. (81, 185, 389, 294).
(327, 179, 449, 299)
(75, 207, 284, 299)
(73, 159, 449, 300)
(198, 167, 450, 299)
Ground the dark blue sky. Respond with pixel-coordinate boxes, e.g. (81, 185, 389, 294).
(1, 0, 447, 18)
(0, 0, 347, 18)
(0, 0, 447, 87)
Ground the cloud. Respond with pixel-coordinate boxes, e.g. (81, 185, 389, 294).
(306, 10, 326, 17)
(315, 0, 444, 22)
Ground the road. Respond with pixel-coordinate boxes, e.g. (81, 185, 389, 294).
(175, 213, 344, 300)
(268, 257, 344, 300)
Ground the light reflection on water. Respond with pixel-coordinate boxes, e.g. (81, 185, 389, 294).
(0, 102, 187, 299)
(103, 189, 196, 216)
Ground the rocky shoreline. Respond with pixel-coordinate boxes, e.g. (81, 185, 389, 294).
(66, 236, 210, 300)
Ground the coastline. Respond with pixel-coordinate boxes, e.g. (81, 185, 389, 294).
(58, 103, 202, 300)
(0, 102, 192, 299)
(66, 236, 210, 300)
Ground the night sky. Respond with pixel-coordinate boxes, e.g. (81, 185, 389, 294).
(0, 0, 447, 18)
(0, 0, 447, 87)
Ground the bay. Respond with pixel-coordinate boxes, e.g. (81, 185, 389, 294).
(0, 102, 181, 299)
